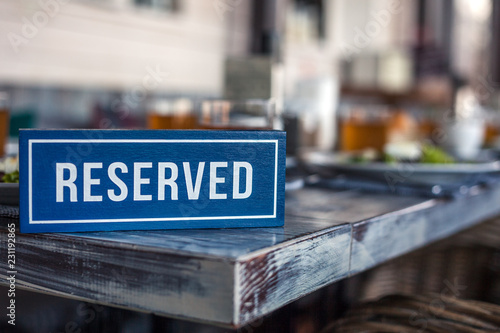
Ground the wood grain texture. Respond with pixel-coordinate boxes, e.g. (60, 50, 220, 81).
(285, 187, 425, 222)
(350, 186, 500, 275)
(1, 186, 500, 327)
(0, 225, 235, 324)
(236, 224, 351, 324)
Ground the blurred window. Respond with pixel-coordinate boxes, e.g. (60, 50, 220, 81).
(294, 0, 324, 40)
(134, 0, 178, 12)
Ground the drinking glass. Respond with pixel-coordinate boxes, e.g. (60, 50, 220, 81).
(198, 99, 275, 130)
(147, 98, 197, 130)
(338, 104, 392, 151)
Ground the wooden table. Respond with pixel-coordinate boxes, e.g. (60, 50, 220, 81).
(1, 185, 500, 328)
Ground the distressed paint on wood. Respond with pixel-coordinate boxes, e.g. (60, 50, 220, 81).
(2, 186, 500, 327)
(236, 225, 351, 324)
(350, 186, 500, 275)
(0, 225, 236, 324)
(68, 215, 348, 259)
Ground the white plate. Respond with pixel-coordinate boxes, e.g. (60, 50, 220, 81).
(302, 151, 500, 185)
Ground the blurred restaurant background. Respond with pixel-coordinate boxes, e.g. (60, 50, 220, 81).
(4, 0, 500, 332)
(0, 0, 498, 154)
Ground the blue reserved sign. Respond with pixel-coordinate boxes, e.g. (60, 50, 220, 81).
(20, 130, 286, 233)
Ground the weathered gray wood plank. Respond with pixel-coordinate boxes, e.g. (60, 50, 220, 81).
(350, 186, 500, 275)
(0, 227, 236, 324)
(236, 225, 351, 324)
(1, 186, 499, 327)
(285, 187, 425, 222)
(63, 215, 348, 259)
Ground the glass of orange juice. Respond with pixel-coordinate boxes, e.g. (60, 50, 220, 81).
(0, 92, 9, 157)
(147, 98, 198, 130)
(198, 99, 275, 130)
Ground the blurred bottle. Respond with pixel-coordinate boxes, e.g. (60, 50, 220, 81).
(0, 92, 9, 157)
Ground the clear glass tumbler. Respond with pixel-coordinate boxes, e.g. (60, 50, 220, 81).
(198, 99, 275, 130)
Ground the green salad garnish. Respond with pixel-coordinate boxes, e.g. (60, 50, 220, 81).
(420, 144, 455, 164)
(2, 170, 19, 183)
(383, 153, 398, 164)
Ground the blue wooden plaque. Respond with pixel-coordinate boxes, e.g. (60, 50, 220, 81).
(19, 130, 286, 233)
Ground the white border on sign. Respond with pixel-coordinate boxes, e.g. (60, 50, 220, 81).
(28, 139, 279, 224)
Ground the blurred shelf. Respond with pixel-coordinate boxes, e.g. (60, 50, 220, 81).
(340, 85, 451, 107)
(341, 85, 417, 103)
